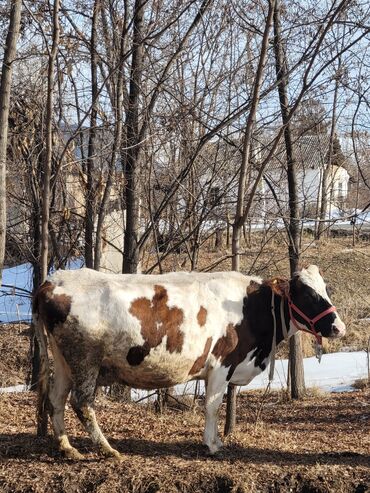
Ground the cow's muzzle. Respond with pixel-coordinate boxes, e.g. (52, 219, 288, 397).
(330, 319, 346, 338)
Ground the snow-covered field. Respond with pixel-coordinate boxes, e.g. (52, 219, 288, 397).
(245, 350, 368, 392)
(248, 208, 370, 232)
(3, 351, 366, 396)
(130, 350, 368, 400)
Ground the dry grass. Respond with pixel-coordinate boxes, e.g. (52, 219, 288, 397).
(352, 378, 369, 390)
(0, 323, 30, 387)
(0, 389, 368, 493)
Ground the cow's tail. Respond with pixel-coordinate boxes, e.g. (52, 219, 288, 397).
(32, 289, 50, 436)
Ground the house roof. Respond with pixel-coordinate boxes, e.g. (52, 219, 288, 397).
(255, 133, 348, 172)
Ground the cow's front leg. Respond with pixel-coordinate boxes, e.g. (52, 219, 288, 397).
(203, 368, 228, 455)
(70, 369, 122, 461)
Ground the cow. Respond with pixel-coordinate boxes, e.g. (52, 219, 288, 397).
(33, 265, 345, 460)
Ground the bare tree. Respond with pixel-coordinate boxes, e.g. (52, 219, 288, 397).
(316, 37, 344, 239)
(94, 11, 126, 271)
(225, 0, 276, 436)
(41, 0, 60, 283)
(231, 0, 276, 272)
(122, 0, 145, 274)
(0, 0, 22, 282)
(38, 0, 61, 436)
(273, 0, 305, 398)
(85, 0, 101, 269)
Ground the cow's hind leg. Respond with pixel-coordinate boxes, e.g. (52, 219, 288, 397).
(48, 338, 83, 460)
(203, 368, 228, 455)
(70, 369, 122, 460)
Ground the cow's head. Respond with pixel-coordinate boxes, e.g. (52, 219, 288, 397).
(289, 265, 346, 339)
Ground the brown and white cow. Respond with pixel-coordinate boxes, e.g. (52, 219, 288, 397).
(33, 265, 345, 459)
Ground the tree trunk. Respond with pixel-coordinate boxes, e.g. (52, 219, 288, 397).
(36, 0, 61, 436)
(289, 333, 305, 398)
(41, 0, 60, 283)
(231, 0, 275, 270)
(85, 0, 101, 268)
(30, 204, 42, 391)
(0, 0, 22, 282)
(123, 0, 145, 274)
(273, 0, 305, 398)
(94, 11, 125, 271)
(226, 0, 276, 435)
(317, 75, 340, 239)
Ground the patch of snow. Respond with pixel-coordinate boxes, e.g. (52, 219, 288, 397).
(131, 351, 368, 401)
(330, 385, 356, 393)
(0, 384, 29, 394)
(246, 351, 367, 392)
(1, 352, 366, 397)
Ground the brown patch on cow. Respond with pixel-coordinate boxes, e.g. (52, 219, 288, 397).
(188, 337, 212, 375)
(33, 281, 71, 333)
(128, 285, 184, 365)
(212, 323, 239, 361)
(197, 306, 207, 327)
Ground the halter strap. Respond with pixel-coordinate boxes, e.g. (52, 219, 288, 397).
(269, 285, 337, 378)
(286, 292, 337, 346)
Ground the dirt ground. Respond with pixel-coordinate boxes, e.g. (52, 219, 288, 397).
(0, 388, 369, 493)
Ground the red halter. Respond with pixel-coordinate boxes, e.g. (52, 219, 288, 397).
(286, 292, 337, 346)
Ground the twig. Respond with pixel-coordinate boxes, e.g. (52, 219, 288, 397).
(254, 383, 272, 429)
(134, 391, 157, 404)
(367, 336, 370, 383)
(166, 392, 192, 409)
(1, 284, 32, 295)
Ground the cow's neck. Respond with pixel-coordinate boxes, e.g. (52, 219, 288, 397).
(246, 284, 291, 347)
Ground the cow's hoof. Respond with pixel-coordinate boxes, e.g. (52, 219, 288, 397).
(206, 443, 221, 456)
(63, 447, 84, 460)
(110, 450, 123, 462)
(215, 437, 224, 449)
(112, 452, 123, 463)
(101, 447, 123, 462)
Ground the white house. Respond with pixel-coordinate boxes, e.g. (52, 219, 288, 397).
(256, 133, 350, 219)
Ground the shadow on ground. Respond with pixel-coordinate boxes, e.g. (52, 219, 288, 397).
(1, 432, 368, 469)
